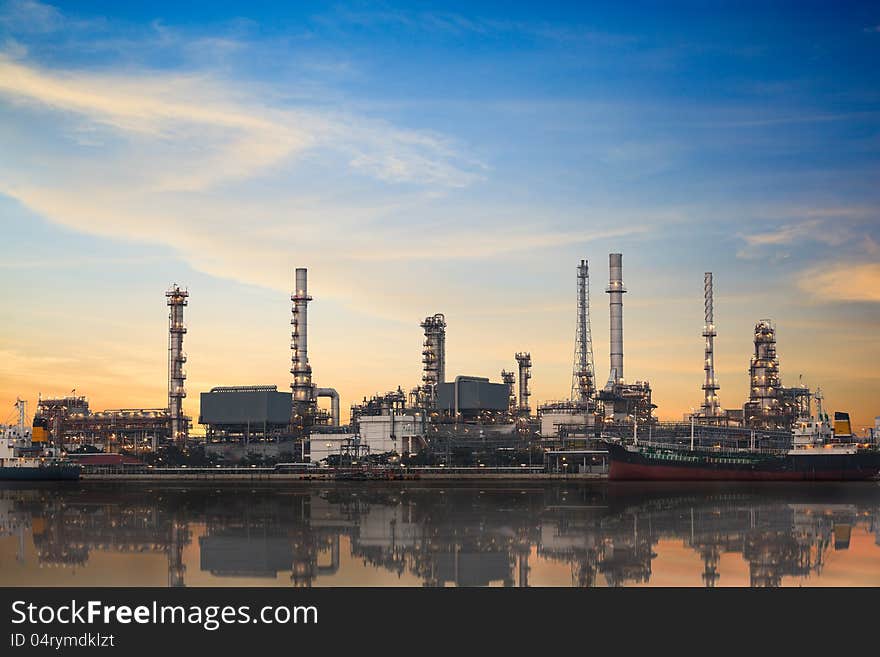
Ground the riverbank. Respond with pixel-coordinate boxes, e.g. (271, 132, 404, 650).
(80, 471, 607, 482)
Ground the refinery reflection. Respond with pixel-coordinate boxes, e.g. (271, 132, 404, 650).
(2, 484, 880, 587)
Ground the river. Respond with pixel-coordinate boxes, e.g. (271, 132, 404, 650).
(2, 481, 880, 587)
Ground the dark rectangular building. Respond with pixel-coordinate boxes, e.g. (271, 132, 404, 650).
(436, 377, 509, 413)
(199, 385, 292, 428)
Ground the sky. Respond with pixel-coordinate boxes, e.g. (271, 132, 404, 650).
(1, 0, 879, 431)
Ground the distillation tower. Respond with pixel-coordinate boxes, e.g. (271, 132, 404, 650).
(741, 320, 809, 429)
(571, 259, 596, 404)
(166, 284, 189, 446)
(515, 352, 532, 417)
(291, 268, 314, 428)
(501, 370, 517, 417)
(745, 320, 780, 426)
(420, 314, 447, 408)
(700, 272, 721, 418)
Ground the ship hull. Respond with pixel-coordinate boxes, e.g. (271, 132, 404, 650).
(0, 465, 81, 481)
(606, 442, 880, 482)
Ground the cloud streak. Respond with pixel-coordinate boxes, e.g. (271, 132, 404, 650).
(0, 56, 483, 191)
(803, 262, 880, 303)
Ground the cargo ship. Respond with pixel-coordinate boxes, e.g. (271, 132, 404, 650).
(0, 400, 81, 481)
(605, 412, 880, 481)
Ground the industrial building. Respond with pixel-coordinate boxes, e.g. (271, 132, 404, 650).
(199, 386, 293, 442)
(309, 388, 426, 463)
(435, 377, 509, 419)
(22, 249, 867, 465)
(32, 394, 174, 453)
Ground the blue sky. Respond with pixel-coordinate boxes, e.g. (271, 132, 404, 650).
(1, 0, 879, 428)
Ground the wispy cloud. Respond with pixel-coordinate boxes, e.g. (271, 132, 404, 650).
(0, 56, 483, 191)
(0, 3, 492, 322)
(739, 219, 844, 248)
(801, 262, 880, 303)
(0, 0, 65, 34)
(348, 224, 653, 261)
(315, 5, 640, 48)
(735, 207, 880, 260)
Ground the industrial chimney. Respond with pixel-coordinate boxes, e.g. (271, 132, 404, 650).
(606, 253, 626, 385)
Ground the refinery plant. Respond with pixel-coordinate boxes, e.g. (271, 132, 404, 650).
(7, 253, 877, 469)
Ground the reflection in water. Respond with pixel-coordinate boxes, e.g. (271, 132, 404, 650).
(2, 483, 880, 587)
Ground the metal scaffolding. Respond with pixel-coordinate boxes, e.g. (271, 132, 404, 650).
(35, 394, 89, 448)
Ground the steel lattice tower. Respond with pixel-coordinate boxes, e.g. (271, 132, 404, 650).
(571, 259, 596, 404)
(701, 272, 720, 416)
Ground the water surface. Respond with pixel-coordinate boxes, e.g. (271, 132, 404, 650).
(2, 482, 880, 587)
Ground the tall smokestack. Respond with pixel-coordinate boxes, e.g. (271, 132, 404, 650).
(606, 253, 626, 385)
(291, 268, 314, 423)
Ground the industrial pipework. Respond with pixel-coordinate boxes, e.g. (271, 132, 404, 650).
(315, 387, 340, 427)
(420, 313, 447, 407)
(290, 268, 314, 423)
(515, 352, 532, 416)
(166, 284, 189, 447)
(701, 272, 720, 417)
(606, 253, 626, 386)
